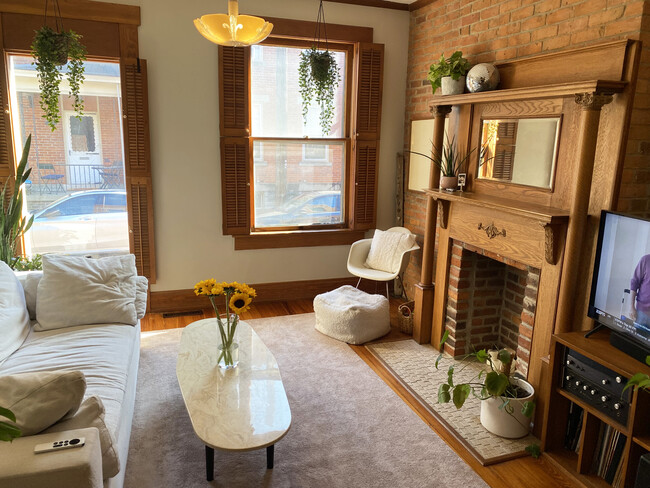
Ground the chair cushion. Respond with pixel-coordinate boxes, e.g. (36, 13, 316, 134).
(365, 229, 416, 273)
(35, 254, 138, 331)
(0, 370, 86, 436)
(0, 261, 30, 365)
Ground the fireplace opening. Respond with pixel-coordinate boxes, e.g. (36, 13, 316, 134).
(444, 241, 540, 377)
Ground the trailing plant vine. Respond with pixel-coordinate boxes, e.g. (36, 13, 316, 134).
(31, 0, 86, 130)
(298, 0, 340, 136)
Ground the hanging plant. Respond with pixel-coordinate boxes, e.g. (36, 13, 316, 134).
(31, 0, 86, 131)
(298, 0, 340, 136)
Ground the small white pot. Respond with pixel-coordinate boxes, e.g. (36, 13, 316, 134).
(441, 76, 465, 95)
(479, 377, 535, 439)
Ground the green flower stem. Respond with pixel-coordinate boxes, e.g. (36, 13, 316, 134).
(211, 291, 240, 366)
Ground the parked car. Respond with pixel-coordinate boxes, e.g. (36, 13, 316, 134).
(255, 191, 342, 227)
(28, 190, 129, 253)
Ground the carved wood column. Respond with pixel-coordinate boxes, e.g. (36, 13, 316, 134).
(413, 105, 451, 343)
(554, 92, 613, 334)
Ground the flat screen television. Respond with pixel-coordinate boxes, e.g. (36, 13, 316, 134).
(588, 210, 650, 364)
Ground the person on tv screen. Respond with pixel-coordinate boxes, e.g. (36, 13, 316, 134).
(630, 254, 650, 336)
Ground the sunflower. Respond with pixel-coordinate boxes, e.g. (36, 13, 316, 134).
(210, 284, 224, 296)
(229, 292, 252, 314)
(194, 278, 216, 296)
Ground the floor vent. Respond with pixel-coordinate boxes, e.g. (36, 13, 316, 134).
(162, 310, 203, 319)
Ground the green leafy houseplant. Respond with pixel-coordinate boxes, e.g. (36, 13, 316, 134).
(427, 51, 471, 93)
(406, 135, 482, 178)
(624, 355, 650, 392)
(13, 254, 43, 271)
(0, 406, 20, 442)
(436, 332, 535, 437)
(31, 25, 86, 130)
(299, 47, 341, 135)
(1, 136, 34, 270)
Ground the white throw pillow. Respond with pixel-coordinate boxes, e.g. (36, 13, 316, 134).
(44, 396, 120, 479)
(0, 370, 86, 435)
(0, 261, 30, 365)
(135, 275, 148, 320)
(15, 270, 42, 320)
(35, 254, 138, 331)
(365, 229, 416, 273)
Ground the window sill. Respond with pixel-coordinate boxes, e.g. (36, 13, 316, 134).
(234, 228, 366, 250)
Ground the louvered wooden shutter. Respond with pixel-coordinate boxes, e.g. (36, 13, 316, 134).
(493, 121, 517, 181)
(0, 39, 15, 190)
(219, 46, 250, 234)
(351, 43, 384, 230)
(121, 58, 156, 282)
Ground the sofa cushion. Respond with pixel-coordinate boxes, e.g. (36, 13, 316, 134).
(135, 276, 148, 320)
(365, 229, 416, 273)
(44, 396, 120, 479)
(0, 370, 86, 435)
(36, 254, 138, 331)
(0, 323, 139, 447)
(0, 261, 30, 365)
(14, 270, 41, 321)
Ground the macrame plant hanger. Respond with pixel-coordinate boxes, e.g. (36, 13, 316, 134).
(313, 0, 329, 52)
(43, 0, 65, 33)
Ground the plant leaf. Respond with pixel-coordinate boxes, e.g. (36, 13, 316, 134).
(447, 365, 455, 387)
(453, 384, 471, 409)
(497, 349, 512, 366)
(475, 349, 489, 363)
(624, 372, 650, 393)
(522, 400, 536, 418)
(438, 383, 451, 404)
(435, 352, 444, 369)
(525, 443, 541, 459)
(0, 406, 16, 423)
(439, 329, 450, 350)
(484, 371, 509, 397)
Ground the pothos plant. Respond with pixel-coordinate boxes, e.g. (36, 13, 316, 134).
(298, 47, 340, 136)
(31, 25, 86, 130)
(1, 136, 34, 270)
(427, 51, 471, 93)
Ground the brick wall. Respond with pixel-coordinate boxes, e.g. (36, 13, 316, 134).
(403, 0, 650, 293)
(444, 240, 539, 377)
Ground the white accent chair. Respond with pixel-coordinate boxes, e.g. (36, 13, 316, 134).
(346, 226, 420, 299)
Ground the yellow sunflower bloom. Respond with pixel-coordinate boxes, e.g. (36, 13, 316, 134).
(229, 292, 252, 315)
(211, 285, 224, 296)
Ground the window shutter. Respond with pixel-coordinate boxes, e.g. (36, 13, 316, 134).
(0, 45, 14, 184)
(221, 138, 249, 234)
(121, 58, 157, 282)
(219, 46, 250, 234)
(351, 43, 383, 230)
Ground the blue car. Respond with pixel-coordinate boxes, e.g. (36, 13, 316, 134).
(255, 191, 342, 228)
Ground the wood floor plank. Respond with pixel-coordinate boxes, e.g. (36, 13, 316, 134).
(139, 298, 580, 488)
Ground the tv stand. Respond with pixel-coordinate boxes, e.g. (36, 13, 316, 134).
(584, 323, 607, 339)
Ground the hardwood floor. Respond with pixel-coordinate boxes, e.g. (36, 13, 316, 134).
(140, 299, 578, 488)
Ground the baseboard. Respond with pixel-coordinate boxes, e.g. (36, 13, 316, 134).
(149, 277, 390, 314)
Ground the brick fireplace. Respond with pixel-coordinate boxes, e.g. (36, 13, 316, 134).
(444, 240, 540, 377)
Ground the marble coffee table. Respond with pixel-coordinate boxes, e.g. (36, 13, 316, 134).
(176, 318, 292, 481)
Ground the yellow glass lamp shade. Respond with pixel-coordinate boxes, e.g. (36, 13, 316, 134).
(194, 0, 273, 47)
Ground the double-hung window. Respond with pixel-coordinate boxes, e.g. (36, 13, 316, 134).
(218, 22, 384, 249)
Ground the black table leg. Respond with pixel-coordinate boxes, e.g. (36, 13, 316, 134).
(206, 446, 214, 481)
(267, 444, 274, 469)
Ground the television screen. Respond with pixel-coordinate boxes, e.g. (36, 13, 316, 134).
(588, 211, 650, 348)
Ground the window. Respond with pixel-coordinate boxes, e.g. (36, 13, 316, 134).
(219, 27, 384, 246)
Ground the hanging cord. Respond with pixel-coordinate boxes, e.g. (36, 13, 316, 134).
(43, 0, 65, 32)
(313, 0, 329, 52)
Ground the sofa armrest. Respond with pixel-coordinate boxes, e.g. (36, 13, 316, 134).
(0, 427, 102, 488)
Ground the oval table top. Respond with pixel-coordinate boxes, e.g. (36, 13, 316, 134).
(176, 318, 292, 451)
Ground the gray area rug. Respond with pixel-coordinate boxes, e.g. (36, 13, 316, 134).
(124, 313, 487, 487)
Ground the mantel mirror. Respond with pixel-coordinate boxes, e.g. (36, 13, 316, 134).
(477, 117, 561, 189)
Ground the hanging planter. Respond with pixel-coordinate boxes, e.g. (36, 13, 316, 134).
(298, 0, 340, 136)
(31, 0, 86, 131)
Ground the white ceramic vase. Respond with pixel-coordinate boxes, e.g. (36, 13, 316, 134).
(479, 377, 535, 439)
(440, 76, 465, 95)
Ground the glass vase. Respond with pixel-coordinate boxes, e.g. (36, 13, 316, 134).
(217, 342, 239, 369)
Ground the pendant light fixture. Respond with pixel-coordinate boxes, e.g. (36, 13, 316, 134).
(194, 0, 273, 47)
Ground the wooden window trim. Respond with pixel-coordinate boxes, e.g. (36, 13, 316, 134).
(219, 19, 384, 249)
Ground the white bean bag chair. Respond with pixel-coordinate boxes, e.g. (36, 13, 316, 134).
(313, 285, 390, 344)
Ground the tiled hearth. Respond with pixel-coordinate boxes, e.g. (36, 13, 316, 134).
(444, 240, 540, 377)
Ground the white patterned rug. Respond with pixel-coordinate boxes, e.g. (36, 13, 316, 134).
(366, 339, 539, 465)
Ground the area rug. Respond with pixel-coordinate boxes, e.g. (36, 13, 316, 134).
(366, 340, 539, 466)
(124, 313, 487, 487)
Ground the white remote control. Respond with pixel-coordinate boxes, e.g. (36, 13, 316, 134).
(34, 437, 85, 454)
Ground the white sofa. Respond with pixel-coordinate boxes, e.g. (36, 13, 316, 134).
(0, 258, 145, 488)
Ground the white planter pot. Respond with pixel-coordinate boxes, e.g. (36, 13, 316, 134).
(441, 76, 465, 95)
(479, 377, 535, 439)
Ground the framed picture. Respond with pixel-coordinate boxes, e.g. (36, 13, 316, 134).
(458, 173, 467, 190)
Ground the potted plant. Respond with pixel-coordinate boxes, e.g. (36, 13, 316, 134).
(406, 135, 480, 190)
(298, 47, 340, 136)
(1, 136, 34, 270)
(436, 336, 536, 439)
(31, 25, 86, 130)
(428, 51, 471, 96)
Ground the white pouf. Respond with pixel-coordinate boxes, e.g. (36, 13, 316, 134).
(313, 285, 390, 344)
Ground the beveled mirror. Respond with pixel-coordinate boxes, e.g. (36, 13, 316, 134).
(478, 117, 561, 189)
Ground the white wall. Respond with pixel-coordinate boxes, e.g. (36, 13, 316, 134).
(102, 0, 409, 291)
